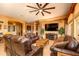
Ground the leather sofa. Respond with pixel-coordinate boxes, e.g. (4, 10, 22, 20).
(50, 36, 79, 56)
(3, 34, 40, 56)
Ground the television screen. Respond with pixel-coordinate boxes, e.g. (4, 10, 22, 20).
(45, 23, 58, 31)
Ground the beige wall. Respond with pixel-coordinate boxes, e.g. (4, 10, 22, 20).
(0, 18, 8, 35)
(0, 15, 27, 36)
(74, 4, 79, 15)
(67, 13, 74, 36)
(74, 4, 79, 39)
(67, 3, 79, 40)
(39, 18, 65, 39)
(68, 13, 73, 23)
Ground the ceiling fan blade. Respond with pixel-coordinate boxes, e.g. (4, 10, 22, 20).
(27, 5, 38, 9)
(42, 3, 49, 8)
(29, 9, 39, 12)
(43, 7, 55, 10)
(41, 12, 44, 16)
(36, 3, 41, 8)
(36, 11, 39, 15)
(43, 10, 51, 14)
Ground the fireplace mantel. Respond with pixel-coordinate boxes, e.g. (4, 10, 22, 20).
(45, 33, 58, 40)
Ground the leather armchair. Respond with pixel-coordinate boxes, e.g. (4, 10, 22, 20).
(50, 36, 79, 56)
(3, 34, 40, 56)
(3, 34, 16, 56)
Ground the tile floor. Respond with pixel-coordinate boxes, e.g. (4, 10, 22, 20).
(0, 42, 6, 56)
(0, 40, 54, 56)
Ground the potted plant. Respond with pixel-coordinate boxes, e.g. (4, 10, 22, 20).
(58, 27, 65, 37)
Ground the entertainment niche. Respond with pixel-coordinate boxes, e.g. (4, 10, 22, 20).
(45, 23, 58, 40)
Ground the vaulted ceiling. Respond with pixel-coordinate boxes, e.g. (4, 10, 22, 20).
(0, 3, 72, 22)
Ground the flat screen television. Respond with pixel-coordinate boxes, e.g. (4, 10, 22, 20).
(45, 23, 58, 31)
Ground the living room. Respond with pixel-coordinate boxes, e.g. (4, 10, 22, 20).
(0, 3, 79, 56)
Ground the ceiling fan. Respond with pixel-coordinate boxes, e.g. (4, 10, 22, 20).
(27, 3, 55, 16)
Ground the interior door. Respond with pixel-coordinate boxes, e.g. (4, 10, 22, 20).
(16, 23, 23, 36)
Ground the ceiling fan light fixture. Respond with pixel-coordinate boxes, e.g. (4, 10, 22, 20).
(39, 9, 42, 12)
(27, 3, 55, 16)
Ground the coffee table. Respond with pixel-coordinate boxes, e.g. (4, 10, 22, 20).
(30, 39, 49, 56)
(32, 39, 49, 48)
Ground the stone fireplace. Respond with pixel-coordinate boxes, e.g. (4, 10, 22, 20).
(46, 33, 58, 40)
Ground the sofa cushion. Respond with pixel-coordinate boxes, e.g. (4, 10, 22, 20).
(66, 38, 78, 51)
(77, 48, 79, 53)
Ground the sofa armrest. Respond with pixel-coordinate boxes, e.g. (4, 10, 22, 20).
(53, 41, 69, 48)
(50, 41, 69, 56)
(53, 47, 79, 56)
